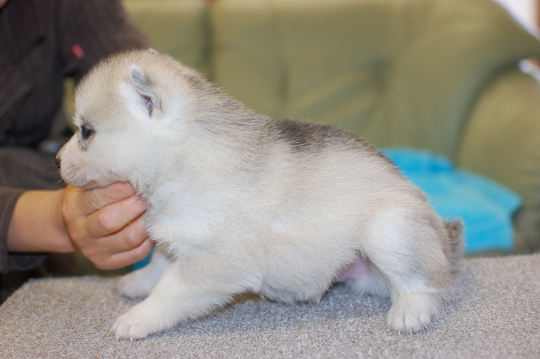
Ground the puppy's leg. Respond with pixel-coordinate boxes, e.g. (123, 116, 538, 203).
(115, 247, 172, 299)
(111, 260, 237, 341)
(363, 208, 454, 334)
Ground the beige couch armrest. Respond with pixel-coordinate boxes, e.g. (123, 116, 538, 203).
(457, 67, 540, 253)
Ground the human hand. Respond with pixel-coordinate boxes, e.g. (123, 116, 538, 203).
(61, 182, 155, 270)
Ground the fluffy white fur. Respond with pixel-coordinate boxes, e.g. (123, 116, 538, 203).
(57, 50, 462, 341)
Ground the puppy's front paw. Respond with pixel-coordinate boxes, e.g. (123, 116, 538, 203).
(111, 303, 168, 341)
(387, 292, 441, 335)
(115, 250, 171, 299)
(115, 272, 153, 299)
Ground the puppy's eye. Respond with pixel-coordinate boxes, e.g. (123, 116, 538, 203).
(80, 125, 95, 140)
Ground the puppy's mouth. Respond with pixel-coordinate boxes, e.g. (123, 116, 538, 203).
(60, 165, 106, 190)
(77, 179, 104, 191)
(62, 175, 101, 190)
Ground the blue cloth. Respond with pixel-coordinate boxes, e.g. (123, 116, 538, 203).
(132, 248, 154, 270)
(382, 148, 522, 253)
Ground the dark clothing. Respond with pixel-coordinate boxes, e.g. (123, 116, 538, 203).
(0, 0, 148, 299)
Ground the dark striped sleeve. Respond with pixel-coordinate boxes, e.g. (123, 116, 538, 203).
(0, 0, 149, 273)
(60, 0, 150, 82)
(0, 188, 47, 273)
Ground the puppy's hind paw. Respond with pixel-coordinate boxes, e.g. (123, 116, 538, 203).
(387, 292, 441, 335)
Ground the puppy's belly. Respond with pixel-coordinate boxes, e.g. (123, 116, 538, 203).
(335, 255, 371, 282)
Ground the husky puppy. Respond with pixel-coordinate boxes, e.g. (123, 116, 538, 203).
(57, 49, 462, 341)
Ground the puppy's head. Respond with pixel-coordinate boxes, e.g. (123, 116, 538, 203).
(57, 49, 203, 190)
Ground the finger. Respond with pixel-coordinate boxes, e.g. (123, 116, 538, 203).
(76, 182, 138, 216)
(85, 194, 146, 239)
(81, 214, 147, 260)
(102, 215, 148, 254)
(95, 238, 156, 271)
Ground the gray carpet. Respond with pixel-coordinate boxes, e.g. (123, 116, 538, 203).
(0, 254, 539, 358)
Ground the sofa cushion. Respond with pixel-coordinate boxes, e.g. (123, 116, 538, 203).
(210, 0, 540, 157)
(124, 0, 209, 76)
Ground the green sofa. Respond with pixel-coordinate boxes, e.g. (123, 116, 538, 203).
(119, 0, 540, 255)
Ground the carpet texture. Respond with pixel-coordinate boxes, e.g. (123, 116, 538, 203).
(0, 254, 539, 358)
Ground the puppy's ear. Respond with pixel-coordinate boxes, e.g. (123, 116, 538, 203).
(129, 64, 161, 118)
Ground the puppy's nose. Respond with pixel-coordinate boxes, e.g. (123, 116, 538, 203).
(55, 157, 61, 170)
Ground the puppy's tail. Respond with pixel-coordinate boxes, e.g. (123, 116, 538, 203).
(443, 219, 464, 273)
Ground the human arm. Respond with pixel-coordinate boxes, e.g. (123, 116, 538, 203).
(5, 182, 155, 271)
